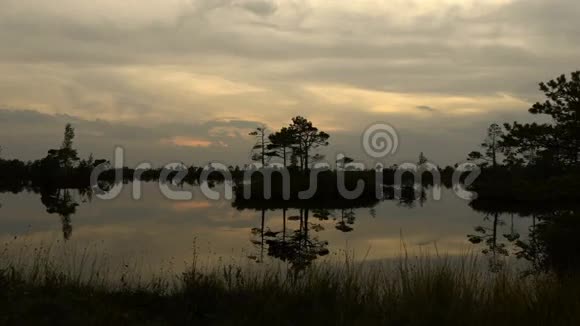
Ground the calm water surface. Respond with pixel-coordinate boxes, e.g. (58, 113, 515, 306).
(0, 183, 532, 273)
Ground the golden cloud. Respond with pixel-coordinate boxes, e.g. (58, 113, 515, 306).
(171, 201, 212, 211)
(305, 84, 530, 116)
(161, 136, 228, 148)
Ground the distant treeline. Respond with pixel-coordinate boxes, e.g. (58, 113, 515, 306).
(2, 71, 580, 202)
(0, 118, 465, 197)
(0, 157, 462, 195)
(0, 124, 105, 191)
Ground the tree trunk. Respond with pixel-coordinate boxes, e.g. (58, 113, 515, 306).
(304, 148, 309, 172)
(282, 208, 287, 244)
(261, 132, 265, 167)
(260, 209, 265, 262)
(492, 138, 497, 168)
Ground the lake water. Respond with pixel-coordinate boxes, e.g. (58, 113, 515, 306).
(0, 182, 533, 274)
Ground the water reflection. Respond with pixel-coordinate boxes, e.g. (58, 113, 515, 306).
(2, 186, 92, 241)
(1, 183, 579, 276)
(468, 199, 580, 276)
(249, 208, 330, 271)
(513, 211, 580, 277)
(467, 212, 512, 272)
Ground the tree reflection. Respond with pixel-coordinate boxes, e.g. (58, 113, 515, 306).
(468, 199, 580, 276)
(40, 188, 84, 240)
(384, 185, 427, 208)
(250, 208, 329, 272)
(335, 209, 356, 233)
(467, 212, 516, 272)
(312, 208, 357, 233)
(513, 210, 580, 277)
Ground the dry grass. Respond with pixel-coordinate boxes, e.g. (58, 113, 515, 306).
(1, 243, 579, 325)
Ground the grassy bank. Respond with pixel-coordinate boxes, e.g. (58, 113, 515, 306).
(1, 248, 580, 326)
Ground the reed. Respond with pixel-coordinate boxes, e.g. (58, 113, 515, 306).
(1, 244, 579, 325)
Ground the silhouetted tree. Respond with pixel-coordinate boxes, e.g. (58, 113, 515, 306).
(249, 126, 270, 167)
(532, 72, 580, 165)
(418, 152, 428, 166)
(267, 127, 296, 168)
(500, 122, 554, 167)
(51, 123, 80, 169)
(468, 123, 504, 168)
(288, 116, 329, 171)
(501, 71, 580, 168)
(336, 155, 354, 169)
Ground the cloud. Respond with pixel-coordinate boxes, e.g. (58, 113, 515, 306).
(171, 201, 212, 211)
(0, 0, 577, 164)
(162, 136, 229, 148)
(304, 84, 530, 116)
(416, 105, 436, 112)
(235, 0, 278, 17)
(163, 136, 214, 148)
(208, 126, 254, 138)
(0, 109, 264, 165)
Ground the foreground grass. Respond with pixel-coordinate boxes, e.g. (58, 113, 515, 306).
(1, 248, 580, 326)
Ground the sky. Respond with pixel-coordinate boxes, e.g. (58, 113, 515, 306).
(0, 0, 578, 167)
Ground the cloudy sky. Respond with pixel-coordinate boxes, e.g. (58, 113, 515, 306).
(0, 0, 578, 167)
